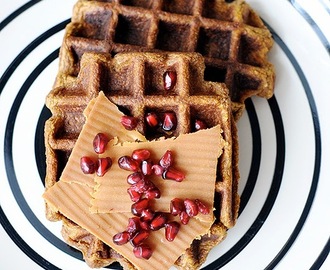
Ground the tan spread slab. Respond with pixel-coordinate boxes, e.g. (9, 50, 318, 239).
(43, 181, 213, 270)
(59, 91, 145, 187)
(91, 125, 224, 224)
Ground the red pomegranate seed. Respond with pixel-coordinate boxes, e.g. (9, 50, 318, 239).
(149, 213, 167, 231)
(162, 112, 177, 131)
(127, 172, 144, 185)
(126, 217, 141, 235)
(194, 119, 208, 131)
(170, 198, 184, 216)
(184, 199, 199, 217)
(159, 150, 173, 169)
(133, 178, 153, 193)
(121, 115, 138, 130)
(163, 70, 177, 91)
(144, 187, 161, 199)
(162, 167, 185, 182)
(195, 199, 210, 215)
(80, 156, 96, 174)
(127, 187, 142, 202)
(118, 156, 140, 172)
(139, 220, 150, 231)
(140, 209, 155, 222)
(165, 221, 180, 242)
(152, 164, 164, 176)
(130, 230, 150, 247)
(141, 159, 153, 176)
(131, 198, 150, 216)
(145, 112, 159, 128)
(179, 210, 190, 225)
(132, 149, 151, 161)
(96, 157, 112, 177)
(93, 133, 109, 154)
(133, 244, 153, 260)
(113, 231, 130, 245)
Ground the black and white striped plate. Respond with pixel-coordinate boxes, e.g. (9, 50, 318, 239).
(0, 0, 329, 269)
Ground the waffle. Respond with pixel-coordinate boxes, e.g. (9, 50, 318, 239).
(44, 52, 239, 269)
(55, 0, 275, 119)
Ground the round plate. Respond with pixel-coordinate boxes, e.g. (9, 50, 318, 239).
(0, 0, 329, 269)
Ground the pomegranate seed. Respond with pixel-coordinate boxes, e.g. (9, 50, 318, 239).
(144, 187, 161, 199)
(162, 167, 185, 182)
(145, 112, 159, 127)
(163, 70, 177, 91)
(132, 149, 151, 161)
(131, 198, 150, 216)
(179, 210, 190, 225)
(170, 198, 184, 216)
(93, 133, 109, 154)
(127, 187, 142, 202)
(113, 231, 130, 245)
(140, 209, 155, 222)
(159, 150, 173, 169)
(141, 159, 153, 176)
(152, 164, 164, 176)
(121, 115, 138, 130)
(139, 220, 150, 231)
(162, 112, 177, 131)
(80, 156, 96, 174)
(133, 178, 153, 193)
(133, 244, 153, 260)
(127, 172, 144, 185)
(194, 119, 208, 131)
(149, 213, 167, 231)
(195, 199, 210, 215)
(118, 156, 140, 172)
(130, 230, 150, 247)
(165, 222, 180, 242)
(126, 217, 141, 235)
(96, 157, 112, 177)
(184, 199, 199, 217)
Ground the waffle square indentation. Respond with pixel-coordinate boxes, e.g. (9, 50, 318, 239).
(156, 20, 192, 51)
(162, 0, 195, 15)
(114, 14, 152, 46)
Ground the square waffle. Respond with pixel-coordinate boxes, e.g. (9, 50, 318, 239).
(56, 0, 275, 119)
(44, 52, 239, 269)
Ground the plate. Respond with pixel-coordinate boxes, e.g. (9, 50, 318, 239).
(0, 0, 329, 269)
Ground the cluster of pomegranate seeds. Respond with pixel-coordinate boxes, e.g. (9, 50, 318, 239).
(163, 70, 177, 91)
(80, 133, 112, 177)
(145, 111, 177, 133)
(121, 115, 138, 130)
(170, 198, 210, 225)
(113, 148, 210, 260)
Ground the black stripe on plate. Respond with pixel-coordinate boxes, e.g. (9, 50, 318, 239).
(289, 0, 330, 52)
(238, 98, 262, 215)
(265, 24, 323, 269)
(0, 19, 70, 95)
(0, 0, 42, 31)
(3, 48, 84, 264)
(0, 206, 59, 270)
(310, 237, 330, 270)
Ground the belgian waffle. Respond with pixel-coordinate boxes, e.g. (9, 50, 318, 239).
(45, 52, 239, 269)
(56, 0, 275, 119)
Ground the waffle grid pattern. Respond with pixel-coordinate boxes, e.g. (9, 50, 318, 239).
(57, 0, 275, 117)
(45, 52, 239, 268)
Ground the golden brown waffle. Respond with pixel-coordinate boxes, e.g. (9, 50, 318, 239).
(56, 0, 275, 119)
(45, 52, 239, 269)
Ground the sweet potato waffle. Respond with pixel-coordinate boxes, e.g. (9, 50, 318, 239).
(55, 0, 275, 119)
(44, 52, 239, 269)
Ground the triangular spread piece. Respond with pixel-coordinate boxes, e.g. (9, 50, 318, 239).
(59, 91, 146, 187)
(43, 181, 213, 270)
(91, 125, 224, 224)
